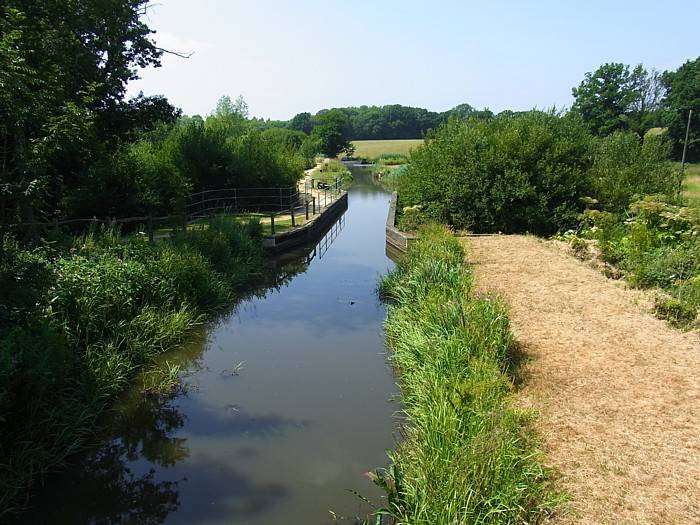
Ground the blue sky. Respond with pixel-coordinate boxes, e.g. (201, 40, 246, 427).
(127, 0, 699, 120)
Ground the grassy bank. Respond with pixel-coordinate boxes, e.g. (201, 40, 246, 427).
(311, 159, 353, 185)
(374, 225, 557, 524)
(0, 218, 269, 517)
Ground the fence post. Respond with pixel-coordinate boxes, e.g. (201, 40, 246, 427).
(289, 203, 295, 227)
(312, 196, 316, 215)
(305, 200, 309, 220)
(270, 214, 275, 235)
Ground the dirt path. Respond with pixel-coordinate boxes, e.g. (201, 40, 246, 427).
(467, 235, 700, 525)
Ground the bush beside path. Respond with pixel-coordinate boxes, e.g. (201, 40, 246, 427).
(467, 234, 700, 524)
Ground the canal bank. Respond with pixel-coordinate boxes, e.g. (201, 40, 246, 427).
(18, 166, 397, 524)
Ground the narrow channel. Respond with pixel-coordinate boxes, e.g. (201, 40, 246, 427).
(22, 166, 398, 524)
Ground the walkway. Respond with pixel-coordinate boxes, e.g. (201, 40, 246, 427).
(466, 234, 700, 525)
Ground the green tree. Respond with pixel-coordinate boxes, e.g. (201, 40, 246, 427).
(289, 112, 314, 134)
(572, 63, 660, 136)
(0, 0, 162, 226)
(399, 112, 592, 234)
(311, 109, 352, 157)
(661, 57, 700, 161)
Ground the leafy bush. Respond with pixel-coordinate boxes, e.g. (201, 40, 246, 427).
(577, 197, 699, 327)
(654, 296, 698, 327)
(397, 205, 429, 232)
(0, 236, 54, 330)
(590, 132, 676, 213)
(399, 112, 592, 234)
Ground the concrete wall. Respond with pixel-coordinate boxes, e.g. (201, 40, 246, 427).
(262, 192, 348, 253)
(385, 192, 416, 254)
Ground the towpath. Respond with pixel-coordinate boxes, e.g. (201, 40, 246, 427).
(467, 234, 700, 525)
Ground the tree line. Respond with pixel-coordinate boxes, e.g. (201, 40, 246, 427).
(571, 60, 699, 161)
(264, 58, 698, 161)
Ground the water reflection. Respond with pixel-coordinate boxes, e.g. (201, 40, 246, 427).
(20, 392, 185, 524)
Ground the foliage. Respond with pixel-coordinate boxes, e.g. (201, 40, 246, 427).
(285, 103, 493, 142)
(374, 225, 558, 524)
(314, 159, 352, 184)
(0, 0, 162, 225)
(661, 57, 700, 162)
(396, 205, 428, 232)
(572, 63, 664, 136)
(398, 111, 592, 234)
(574, 198, 700, 328)
(288, 111, 314, 134)
(311, 109, 353, 158)
(589, 131, 676, 213)
(0, 219, 269, 517)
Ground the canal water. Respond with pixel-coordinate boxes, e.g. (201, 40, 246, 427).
(22, 167, 398, 524)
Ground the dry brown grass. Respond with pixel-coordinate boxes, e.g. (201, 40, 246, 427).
(466, 234, 700, 525)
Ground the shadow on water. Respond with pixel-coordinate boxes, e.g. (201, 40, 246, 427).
(17, 167, 397, 525)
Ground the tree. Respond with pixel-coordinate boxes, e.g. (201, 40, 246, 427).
(289, 112, 314, 134)
(661, 57, 700, 161)
(311, 109, 352, 157)
(572, 63, 661, 136)
(399, 112, 592, 234)
(0, 0, 162, 225)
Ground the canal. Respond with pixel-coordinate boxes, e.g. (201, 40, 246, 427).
(22, 166, 398, 524)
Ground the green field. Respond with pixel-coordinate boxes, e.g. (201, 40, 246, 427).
(351, 139, 424, 159)
(677, 162, 700, 204)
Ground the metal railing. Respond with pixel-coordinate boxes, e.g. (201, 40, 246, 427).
(4, 177, 346, 240)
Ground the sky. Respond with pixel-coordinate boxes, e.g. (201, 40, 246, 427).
(127, 0, 700, 121)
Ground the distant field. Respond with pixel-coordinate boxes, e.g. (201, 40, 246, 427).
(677, 162, 700, 204)
(352, 139, 424, 159)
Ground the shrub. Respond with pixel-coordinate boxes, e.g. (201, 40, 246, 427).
(397, 205, 429, 232)
(654, 296, 698, 327)
(590, 132, 676, 213)
(399, 112, 592, 234)
(579, 197, 700, 328)
(0, 236, 54, 331)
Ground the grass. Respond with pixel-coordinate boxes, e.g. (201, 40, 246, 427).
(678, 162, 700, 204)
(230, 213, 304, 235)
(372, 224, 558, 524)
(351, 139, 423, 160)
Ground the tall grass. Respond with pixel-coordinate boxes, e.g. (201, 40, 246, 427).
(0, 218, 269, 517)
(374, 225, 558, 524)
(375, 153, 410, 166)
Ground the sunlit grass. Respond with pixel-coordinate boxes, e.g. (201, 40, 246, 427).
(352, 139, 423, 160)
